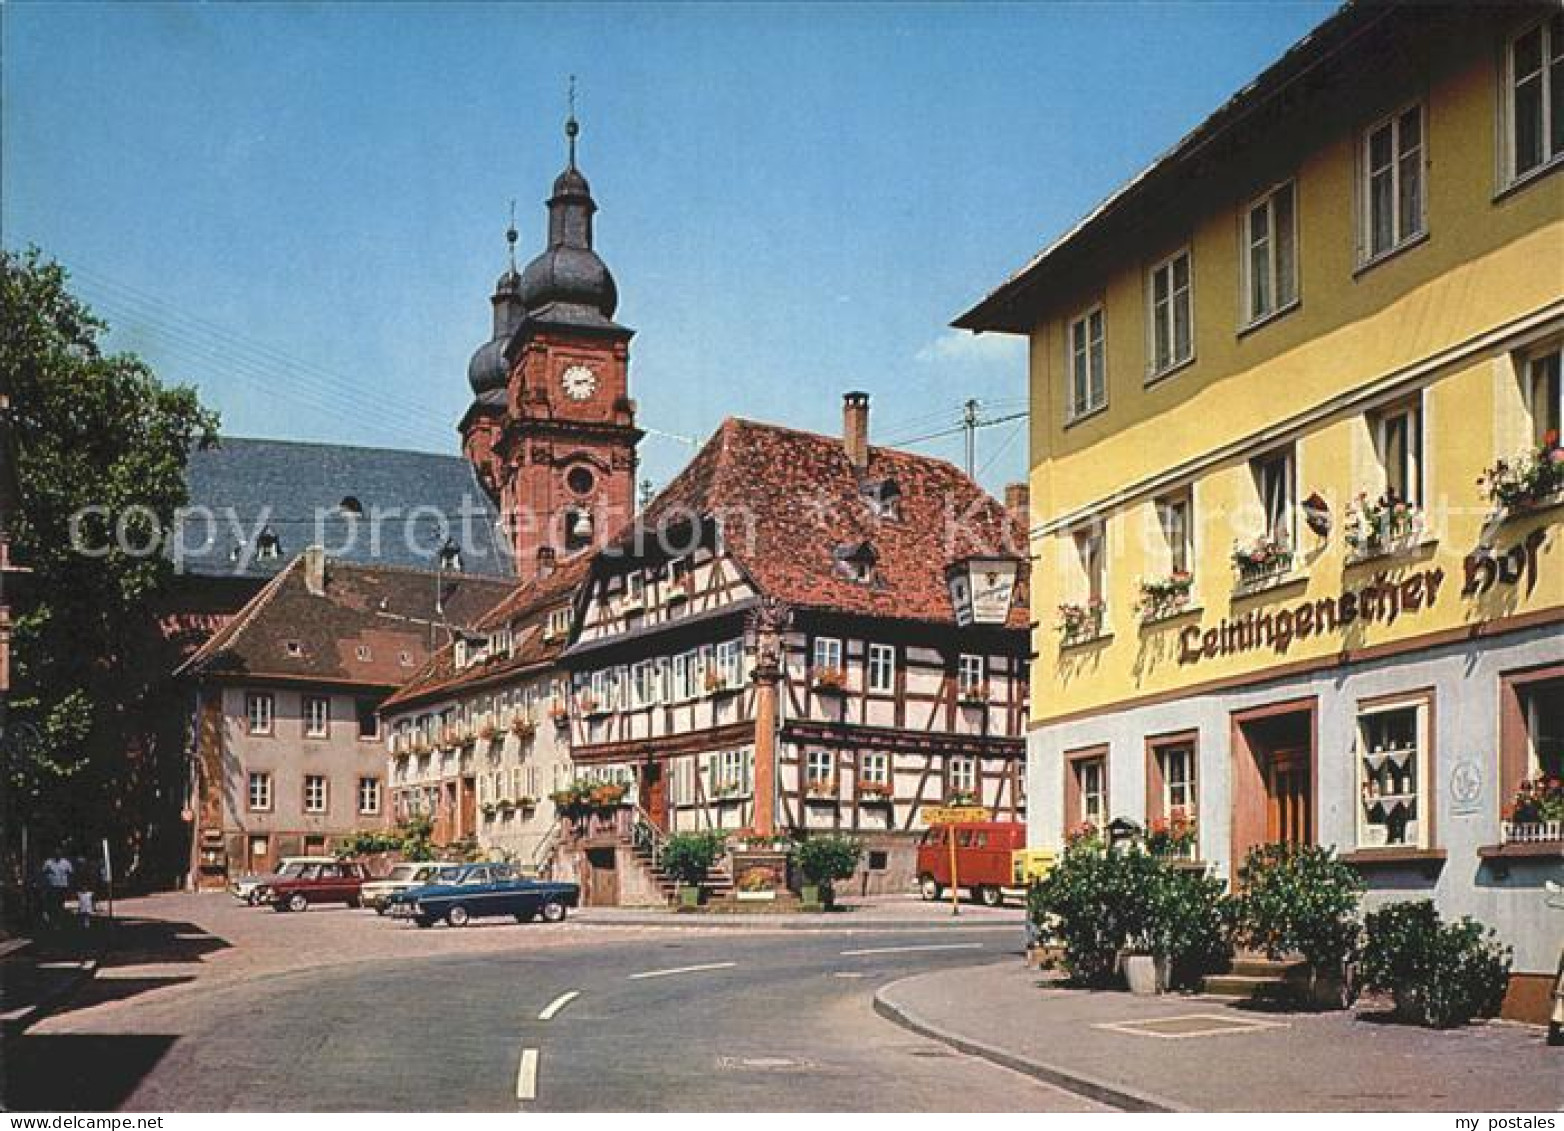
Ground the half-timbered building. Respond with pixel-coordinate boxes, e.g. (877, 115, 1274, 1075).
(562, 394, 1031, 894)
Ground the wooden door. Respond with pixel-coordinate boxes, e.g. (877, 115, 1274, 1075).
(459, 777, 476, 839)
(584, 847, 618, 906)
(1266, 748, 1312, 845)
(640, 762, 668, 831)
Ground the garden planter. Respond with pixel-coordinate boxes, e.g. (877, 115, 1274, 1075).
(1123, 953, 1168, 996)
(1303, 962, 1357, 1011)
(678, 885, 704, 909)
(800, 883, 822, 908)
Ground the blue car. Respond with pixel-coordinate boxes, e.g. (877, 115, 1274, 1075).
(389, 863, 580, 928)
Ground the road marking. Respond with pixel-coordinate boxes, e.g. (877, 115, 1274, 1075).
(628, 961, 737, 980)
(515, 1047, 538, 1101)
(839, 942, 985, 957)
(538, 990, 579, 1021)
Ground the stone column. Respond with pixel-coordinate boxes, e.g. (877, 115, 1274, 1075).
(747, 598, 792, 838)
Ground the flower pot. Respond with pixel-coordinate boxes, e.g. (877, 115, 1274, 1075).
(1305, 962, 1357, 1011)
(800, 883, 822, 907)
(1123, 953, 1168, 996)
(678, 885, 703, 909)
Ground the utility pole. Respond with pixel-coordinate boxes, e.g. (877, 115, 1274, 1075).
(963, 399, 980, 477)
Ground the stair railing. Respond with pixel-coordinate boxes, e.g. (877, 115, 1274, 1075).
(630, 804, 668, 870)
(529, 818, 562, 878)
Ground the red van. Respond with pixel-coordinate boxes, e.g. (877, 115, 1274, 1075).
(916, 821, 1027, 906)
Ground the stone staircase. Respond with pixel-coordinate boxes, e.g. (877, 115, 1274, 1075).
(628, 830, 734, 902)
(1203, 955, 1311, 1002)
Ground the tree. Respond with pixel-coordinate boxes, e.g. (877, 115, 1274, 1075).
(2, 247, 218, 885)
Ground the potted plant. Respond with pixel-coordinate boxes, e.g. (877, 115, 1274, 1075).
(1478, 430, 1564, 513)
(793, 834, 863, 909)
(704, 669, 733, 695)
(1233, 843, 1363, 1009)
(1231, 534, 1292, 585)
(478, 720, 500, 742)
(957, 682, 991, 707)
(1360, 900, 1511, 1028)
(1501, 774, 1564, 842)
(1134, 570, 1194, 621)
(549, 704, 570, 729)
(806, 777, 838, 801)
(1344, 490, 1423, 558)
(511, 715, 537, 739)
(811, 666, 848, 694)
(1055, 599, 1105, 644)
(1145, 808, 1198, 860)
(857, 780, 894, 803)
(661, 831, 726, 909)
(946, 789, 979, 806)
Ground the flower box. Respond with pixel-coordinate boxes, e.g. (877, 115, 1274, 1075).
(1345, 492, 1424, 561)
(805, 779, 839, 801)
(857, 782, 894, 803)
(1501, 820, 1563, 844)
(549, 705, 570, 728)
(478, 722, 500, 742)
(510, 716, 537, 739)
(704, 672, 740, 696)
(1479, 432, 1564, 515)
(946, 790, 979, 807)
(1135, 571, 1194, 622)
(957, 682, 991, 708)
(812, 667, 848, 694)
(1231, 536, 1293, 591)
(1056, 600, 1106, 645)
(1501, 775, 1563, 841)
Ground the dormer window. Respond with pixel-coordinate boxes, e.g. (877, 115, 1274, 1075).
(454, 639, 469, 669)
(865, 479, 902, 520)
(833, 541, 879, 585)
(256, 528, 281, 561)
(285, 640, 303, 658)
(339, 496, 363, 517)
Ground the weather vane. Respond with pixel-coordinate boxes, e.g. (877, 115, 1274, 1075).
(566, 75, 579, 167)
(505, 199, 517, 270)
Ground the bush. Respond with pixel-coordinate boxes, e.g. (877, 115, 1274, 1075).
(793, 834, 863, 897)
(1233, 843, 1362, 970)
(660, 831, 726, 887)
(1027, 839, 1232, 989)
(338, 815, 436, 862)
(1361, 900, 1511, 1028)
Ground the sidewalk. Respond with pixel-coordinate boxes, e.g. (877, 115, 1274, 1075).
(0, 931, 100, 1036)
(875, 961, 1563, 1113)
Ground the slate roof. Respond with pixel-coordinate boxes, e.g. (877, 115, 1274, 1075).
(615, 418, 1029, 629)
(178, 552, 512, 689)
(178, 436, 515, 579)
(379, 553, 592, 712)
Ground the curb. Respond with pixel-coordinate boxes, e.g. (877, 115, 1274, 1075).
(575, 913, 1021, 932)
(1, 956, 99, 1038)
(872, 975, 1182, 1114)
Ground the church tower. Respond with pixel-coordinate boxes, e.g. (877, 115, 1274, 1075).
(461, 109, 640, 582)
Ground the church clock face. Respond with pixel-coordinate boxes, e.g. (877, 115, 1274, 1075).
(560, 364, 598, 401)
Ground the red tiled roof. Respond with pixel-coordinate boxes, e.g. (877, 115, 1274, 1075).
(379, 553, 592, 712)
(622, 418, 1029, 628)
(178, 554, 512, 688)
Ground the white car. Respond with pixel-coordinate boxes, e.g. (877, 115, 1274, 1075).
(360, 862, 464, 914)
(229, 856, 337, 905)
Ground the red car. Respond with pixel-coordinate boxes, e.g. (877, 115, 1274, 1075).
(266, 861, 370, 912)
(916, 821, 1027, 906)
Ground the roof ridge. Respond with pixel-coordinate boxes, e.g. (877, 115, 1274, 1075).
(206, 435, 469, 462)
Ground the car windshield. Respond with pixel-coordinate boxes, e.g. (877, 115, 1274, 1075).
(388, 865, 418, 882)
(434, 866, 463, 882)
(278, 862, 306, 877)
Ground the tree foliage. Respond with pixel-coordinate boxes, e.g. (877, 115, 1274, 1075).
(3, 248, 218, 876)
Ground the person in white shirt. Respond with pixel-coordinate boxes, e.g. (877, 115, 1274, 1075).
(40, 850, 73, 925)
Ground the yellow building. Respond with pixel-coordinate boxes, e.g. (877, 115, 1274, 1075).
(959, 1, 1563, 1016)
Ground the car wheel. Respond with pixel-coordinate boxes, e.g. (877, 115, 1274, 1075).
(918, 874, 942, 901)
(374, 905, 388, 917)
(540, 899, 567, 923)
(446, 904, 470, 928)
(246, 891, 261, 906)
(1548, 1021, 1562, 1047)
(413, 916, 435, 929)
(514, 911, 536, 924)
(976, 885, 1003, 908)
(347, 897, 360, 909)
(287, 893, 309, 913)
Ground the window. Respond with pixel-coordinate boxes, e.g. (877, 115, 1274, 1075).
(713, 749, 753, 796)
(589, 670, 610, 712)
(1067, 305, 1107, 420)
(958, 654, 986, 696)
(246, 692, 274, 735)
(675, 651, 699, 701)
(1160, 744, 1196, 817)
(1506, 15, 1564, 182)
(304, 696, 329, 738)
(1148, 249, 1193, 375)
(859, 752, 889, 785)
(1073, 525, 1105, 605)
(356, 700, 379, 739)
(949, 756, 976, 795)
(1356, 699, 1430, 849)
(355, 644, 371, 662)
(655, 657, 673, 704)
(867, 644, 895, 694)
(1527, 347, 1562, 446)
(249, 835, 269, 860)
(1253, 448, 1296, 549)
(626, 571, 646, 607)
(1074, 756, 1107, 830)
(1360, 104, 1425, 262)
(1242, 182, 1297, 325)
(813, 637, 843, 675)
(304, 775, 328, 814)
(358, 777, 382, 816)
(247, 771, 272, 812)
(1155, 491, 1194, 577)
(632, 661, 655, 709)
(1374, 400, 1424, 507)
(547, 607, 571, 639)
(805, 750, 835, 794)
(715, 640, 743, 690)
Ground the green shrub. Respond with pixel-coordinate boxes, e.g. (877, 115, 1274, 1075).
(793, 835, 863, 897)
(1027, 839, 1232, 988)
(1233, 843, 1362, 970)
(660, 831, 726, 887)
(1361, 900, 1511, 1028)
(338, 815, 436, 862)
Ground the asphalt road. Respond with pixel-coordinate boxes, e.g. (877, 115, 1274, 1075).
(6, 923, 1100, 1112)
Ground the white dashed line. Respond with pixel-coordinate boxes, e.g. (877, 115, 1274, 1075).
(538, 990, 579, 1021)
(516, 1047, 538, 1101)
(838, 942, 985, 957)
(627, 961, 737, 980)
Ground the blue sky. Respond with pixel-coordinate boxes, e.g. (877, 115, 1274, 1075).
(3, 1, 1337, 496)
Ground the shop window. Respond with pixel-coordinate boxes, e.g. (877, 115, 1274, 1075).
(1354, 698, 1430, 850)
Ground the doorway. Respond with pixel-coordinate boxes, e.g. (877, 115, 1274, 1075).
(639, 760, 668, 831)
(584, 847, 619, 906)
(1230, 699, 1316, 875)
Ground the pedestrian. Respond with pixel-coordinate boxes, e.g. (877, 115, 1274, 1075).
(40, 848, 74, 927)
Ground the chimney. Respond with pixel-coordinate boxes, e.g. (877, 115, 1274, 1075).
(303, 545, 327, 597)
(843, 391, 870, 473)
(1003, 483, 1031, 546)
(536, 545, 557, 579)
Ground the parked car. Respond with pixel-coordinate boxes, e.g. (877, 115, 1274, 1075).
(360, 862, 464, 914)
(230, 856, 337, 905)
(267, 861, 370, 912)
(915, 821, 1028, 906)
(389, 863, 579, 928)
